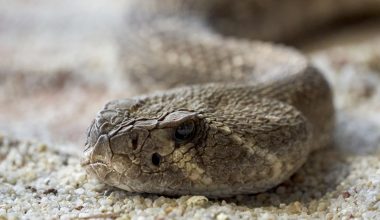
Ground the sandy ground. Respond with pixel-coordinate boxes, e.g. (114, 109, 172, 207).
(1, 1, 380, 219)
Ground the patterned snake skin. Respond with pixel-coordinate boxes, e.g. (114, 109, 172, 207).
(81, 0, 380, 197)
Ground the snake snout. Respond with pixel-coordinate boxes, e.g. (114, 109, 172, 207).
(81, 132, 115, 182)
(86, 135, 113, 165)
(109, 127, 149, 155)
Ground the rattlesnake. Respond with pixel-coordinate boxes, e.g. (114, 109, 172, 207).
(81, 0, 380, 197)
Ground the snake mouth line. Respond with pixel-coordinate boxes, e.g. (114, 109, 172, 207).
(80, 158, 91, 166)
(80, 157, 109, 168)
(81, 147, 91, 167)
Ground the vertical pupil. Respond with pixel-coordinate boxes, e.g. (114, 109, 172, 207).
(175, 121, 194, 141)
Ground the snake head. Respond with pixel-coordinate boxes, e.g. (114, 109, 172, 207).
(82, 85, 312, 197)
(82, 97, 213, 195)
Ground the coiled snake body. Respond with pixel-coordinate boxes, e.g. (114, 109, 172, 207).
(82, 0, 379, 197)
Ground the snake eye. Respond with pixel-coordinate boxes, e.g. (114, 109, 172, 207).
(151, 153, 161, 166)
(174, 120, 195, 143)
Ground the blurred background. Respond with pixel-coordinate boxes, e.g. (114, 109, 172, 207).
(0, 0, 135, 148)
(1, 0, 380, 152)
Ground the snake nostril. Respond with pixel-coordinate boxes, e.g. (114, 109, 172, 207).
(131, 136, 138, 150)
